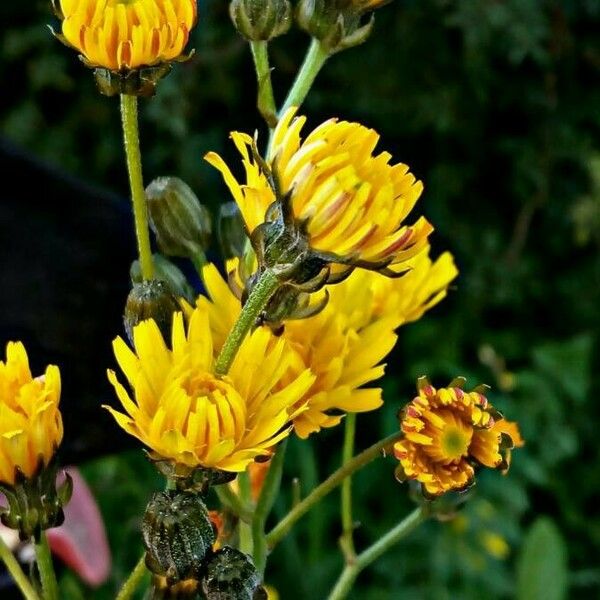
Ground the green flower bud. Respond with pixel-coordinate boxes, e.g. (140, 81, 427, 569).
(146, 177, 212, 261)
(201, 547, 267, 600)
(217, 202, 249, 259)
(131, 254, 196, 304)
(124, 280, 180, 345)
(0, 459, 72, 542)
(142, 491, 215, 584)
(297, 0, 390, 53)
(229, 0, 292, 42)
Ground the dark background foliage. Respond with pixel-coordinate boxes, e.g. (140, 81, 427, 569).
(1, 1, 599, 598)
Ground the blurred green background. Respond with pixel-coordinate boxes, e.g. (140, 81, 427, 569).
(1, 0, 599, 598)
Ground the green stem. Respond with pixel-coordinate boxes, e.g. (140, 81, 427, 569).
(279, 38, 330, 118)
(0, 535, 40, 600)
(252, 440, 288, 575)
(34, 533, 58, 600)
(237, 470, 254, 555)
(116, 554, 147, 600)
(266, 432, 402, 550)
(340, 414, 357, 561)
(327, 507, 428, 600)
(250, 41, 277, 128)
(216, 484, 253, 523)
(120, 94, 154, 280)
(214, 269, 279, 375)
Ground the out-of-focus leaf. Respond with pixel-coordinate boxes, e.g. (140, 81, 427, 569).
(517, 517, 568, 600)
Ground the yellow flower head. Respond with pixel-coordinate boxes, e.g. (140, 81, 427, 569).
(198, 250, 457, 438)
(394, 378, 521, 496)
(105, 308, 315, 472)
(0, 342, 63, 486)
(54, 0, 197, 71)
(205, 108, 433, 276)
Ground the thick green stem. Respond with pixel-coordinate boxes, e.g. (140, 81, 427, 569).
(0, 535, 40, 600)
(327, 507, 428, 600)
(279, 39, 330, 118)
(252, 440, 288, 575)
(251, 41, 277, 128)
(34, 533, 58, 600)
(266, 432, 402, 550)
(116, 554, 147, 600)
(120, 94, 154, 280)
(214, 269, 279, 375)
(340, 414, 357, 561)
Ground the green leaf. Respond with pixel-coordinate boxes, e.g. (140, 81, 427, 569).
(517, 517, 568, 600)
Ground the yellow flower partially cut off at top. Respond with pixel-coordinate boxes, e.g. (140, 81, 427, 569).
(198, 249, 457, 438)
(105, 309, 315, 472)
(0, 342, 63, 486)
(56, 0, 197, 71)
(205, 108, 433, 271)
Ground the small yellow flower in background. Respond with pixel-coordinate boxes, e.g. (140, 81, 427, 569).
(0, 342, 63, 486)
(394, 378, 522, 496)
(54, 0, 197, 72)
(206, 107, 432, 276)
(105, 309, 315, 473)
(198, 250, 457, 438)
(479, 530, 510, 560)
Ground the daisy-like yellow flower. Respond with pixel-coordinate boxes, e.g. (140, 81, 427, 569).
(105, 308, 315, 472)
(393, 378, 521, 496)
(54, 0, 197, 72)
(198, 250, 457, 438)
(205, 108, 432, 278)
(0, 342, 63, 486)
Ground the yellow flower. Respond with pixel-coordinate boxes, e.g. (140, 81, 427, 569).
(0, 342, 63, 486)
(394, 378, 520, 496)
(55, 0, 197, 71)
(105, 308, 315, 472)
(205, 108, 433, 273)
(198, 250, 457, 438)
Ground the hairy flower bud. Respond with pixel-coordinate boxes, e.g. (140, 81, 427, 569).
(146, 177, 212, 262)
(201, 547, 267, 600)
(142, 491, 216, 584)
(297, 0, 391, 53)
(217, 202, 248, 259)
(229, 0, 292, 41)
(131, 254, 196, 304)
(124, 280, 180, 345)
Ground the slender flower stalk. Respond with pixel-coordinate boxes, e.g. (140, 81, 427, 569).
(34, 533, 59, 600)
(116, 554, 147, 600)
(251, 41, 278, 128)
(327, 507, 428, 600)
(216, 485, 254, 523)
(214, 268, 280, 375)
(120, 94, 154, 280)
(266, 432, 402, 549)
(340, 413, 357, 560)
(252, 440, 288, 574)
(279, 39, 329, 118)
(0, 536, 40, 600)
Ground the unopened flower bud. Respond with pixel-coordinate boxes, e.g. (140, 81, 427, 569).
(201, 547, 267, 600)
(124, 280, 180, 345)
(146, 177, 212, 262)
(142, 491, 215, 584)
(297, 0, 390, 53)
(217, 202, 248, 259)
(230, 0, 292, 42)
(131, 254, 195, 304)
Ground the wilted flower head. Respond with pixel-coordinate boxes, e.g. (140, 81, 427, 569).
(105, 308, 314, 473)
(394, 378, 522, 496)
(206, 108, 432, 288)
(52, 0, 197, 94)
(0, 342, 63, 486)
